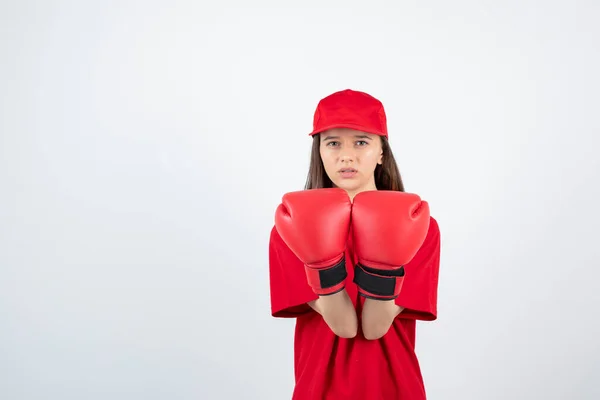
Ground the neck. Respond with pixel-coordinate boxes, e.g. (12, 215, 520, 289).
(346, 181, 377, 202)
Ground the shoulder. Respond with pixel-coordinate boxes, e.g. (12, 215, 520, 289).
(269, 225, 293, 256)
(269, 225, 283, 245)
(418, 216, 441, 255)
(427, 216, 440, 239)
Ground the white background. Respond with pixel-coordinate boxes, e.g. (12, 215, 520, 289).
(1, 1, 599, 399)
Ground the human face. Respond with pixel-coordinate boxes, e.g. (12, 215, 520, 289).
(319, 128, 383, 199)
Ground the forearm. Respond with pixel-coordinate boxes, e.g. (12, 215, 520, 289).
(361, 299, 404, 340)
(308, 289, 358, 338)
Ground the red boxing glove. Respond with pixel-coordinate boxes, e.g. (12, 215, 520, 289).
(274, 188, 351, 295)
(352, 190, 430, 300)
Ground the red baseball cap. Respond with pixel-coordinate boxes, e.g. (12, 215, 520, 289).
(308, 89, 388, 138)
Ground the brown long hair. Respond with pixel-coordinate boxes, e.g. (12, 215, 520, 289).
(304, 134, 405, 192)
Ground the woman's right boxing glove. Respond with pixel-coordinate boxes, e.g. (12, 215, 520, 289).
(274, 188, 352, 296)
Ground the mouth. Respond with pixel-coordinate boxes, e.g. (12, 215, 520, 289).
(338, 168, 358, 178)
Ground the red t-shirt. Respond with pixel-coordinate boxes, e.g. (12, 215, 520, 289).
(269, 216, 441, 400)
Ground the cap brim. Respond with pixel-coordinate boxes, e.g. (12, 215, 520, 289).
(308, 123, 387, 137)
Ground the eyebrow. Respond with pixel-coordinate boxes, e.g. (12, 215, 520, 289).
(323, 135, 372, 141)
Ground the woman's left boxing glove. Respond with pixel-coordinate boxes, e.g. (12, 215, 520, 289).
(352, 190, 430, 300)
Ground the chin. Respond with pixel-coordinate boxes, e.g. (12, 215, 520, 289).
(331, 179, 363, 192)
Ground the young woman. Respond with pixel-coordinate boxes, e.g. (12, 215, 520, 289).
(269, 89, 441, 400)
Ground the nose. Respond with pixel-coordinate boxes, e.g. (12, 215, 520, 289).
(339, 146, 356, 163)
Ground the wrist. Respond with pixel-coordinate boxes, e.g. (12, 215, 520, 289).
(364, 298, 403, 315)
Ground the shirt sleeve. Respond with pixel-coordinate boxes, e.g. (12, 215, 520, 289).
(395, 216, 441, 321)
(268, 225, 319, 318)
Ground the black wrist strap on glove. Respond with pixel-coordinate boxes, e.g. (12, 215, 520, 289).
(317, 257, 348, 289)
(305, 256, 348, 296)
(353, 264, 405, 299)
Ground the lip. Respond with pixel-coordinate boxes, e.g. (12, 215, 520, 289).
(338, 168, 358, 179)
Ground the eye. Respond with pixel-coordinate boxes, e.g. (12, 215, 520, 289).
(356, 140, 368, 146)
(325, 141, 340, 147)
